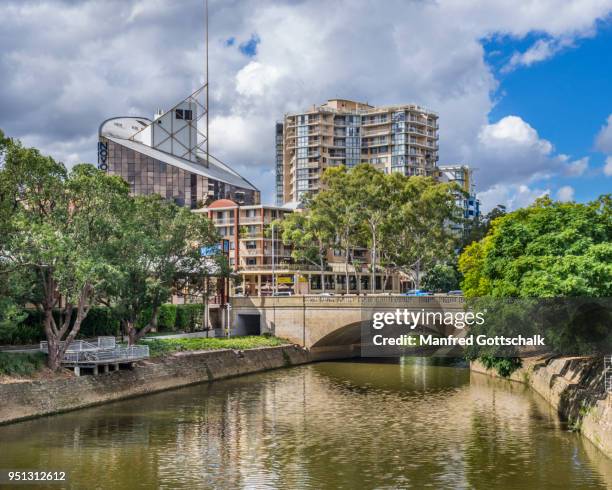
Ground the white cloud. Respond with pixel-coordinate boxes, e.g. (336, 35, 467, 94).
(472, 115, 588, 190)
(504, 37, 575, 72)
(0, 0, 611, 203)
(563, 156, 589, 176)
(604, 156, 612, 176)
(596, 114, 612, 153)
(478, 184, 550, 212)
(235, 62, 282, 97)
(556, 185, 575, 201)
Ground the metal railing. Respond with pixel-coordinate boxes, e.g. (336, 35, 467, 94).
(605, 355, 612, 393)
(61, 346, 150, 365)
(40, 337, 148, 366)
(40, 337, 116, 353)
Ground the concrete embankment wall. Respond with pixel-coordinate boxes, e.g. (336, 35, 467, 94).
(0, 345, 310, 425)
(471, 356, 612, 459)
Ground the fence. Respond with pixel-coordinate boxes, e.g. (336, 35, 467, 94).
(40, 337, 149, 367)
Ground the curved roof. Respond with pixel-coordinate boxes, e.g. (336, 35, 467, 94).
(207, 199, 238, 209)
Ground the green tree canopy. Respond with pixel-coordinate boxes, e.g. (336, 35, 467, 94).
(0, 137, 130, 369)
(459, 196, 612, 298)
(110, 195, 220, 344)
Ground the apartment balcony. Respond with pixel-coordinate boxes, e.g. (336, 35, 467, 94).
(240, 232, 264, 239)
(239, 263, 321, 272)
(364, 128, 391, 137)
(213, 219, 235, 226)
(362, 140, 388, 148)
(361, 119, 389, 127)
(240, 218, 265, 226)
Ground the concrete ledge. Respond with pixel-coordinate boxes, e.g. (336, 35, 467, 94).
(471, 357, 612, 459)
(0, 345, 311, 426)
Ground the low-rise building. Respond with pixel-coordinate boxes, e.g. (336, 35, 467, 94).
(195, 199, 402, 295)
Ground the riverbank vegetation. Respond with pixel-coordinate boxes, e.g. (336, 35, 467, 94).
(143, 336, 288, 357)
(0, 132, 226, 370)
(0, 352, 46, 377)
(459, 196, 611, 376)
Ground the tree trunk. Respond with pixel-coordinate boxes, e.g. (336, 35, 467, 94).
(320, 255, 326, 293)
(127, 306, 159, 346)
(127, 320, 137, 346)
(371, 234, 376, 293)
(344, 247, 350, 294)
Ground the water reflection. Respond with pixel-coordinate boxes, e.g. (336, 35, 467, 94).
(0, 360, 610, 489)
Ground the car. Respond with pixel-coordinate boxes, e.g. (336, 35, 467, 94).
(403, 289, 429, 296)
(272, 291, 293, 297)
(318, 292, 335, 296)
(447, 290, 463, 296)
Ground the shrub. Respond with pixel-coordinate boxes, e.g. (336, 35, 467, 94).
(80, 306, 121, 337)
(158, 304, 178, 331)
(175, 304, 204, 332)
(480, 355, 522, 378)
(0, 352, 46, 376)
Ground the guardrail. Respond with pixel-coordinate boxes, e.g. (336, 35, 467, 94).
(61, 346, 150, 365)
(231, 295, 466, 308)
(605, 355, 612, 393)
(39, 337, 148, 367)
(40, 336, 116, 353)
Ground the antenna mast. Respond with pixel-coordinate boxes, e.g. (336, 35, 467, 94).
(205, 0, 209, 161)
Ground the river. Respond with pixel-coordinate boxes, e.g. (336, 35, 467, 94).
(0, 359, 611, 489)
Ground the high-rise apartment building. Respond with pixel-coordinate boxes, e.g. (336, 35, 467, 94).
(438, 164, 480, 233)
(277, 99, 439, 204)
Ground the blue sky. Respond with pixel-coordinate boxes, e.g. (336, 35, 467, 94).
(484, 23, 612, 204)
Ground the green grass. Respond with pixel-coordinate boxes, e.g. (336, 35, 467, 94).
(142, 336, 288, 357)
(0, 352, 46, 376)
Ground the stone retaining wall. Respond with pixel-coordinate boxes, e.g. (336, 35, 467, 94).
(471, 356, 612, 459)
(0, 345, 310, 425)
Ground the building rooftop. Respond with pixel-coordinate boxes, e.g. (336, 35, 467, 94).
(104, 135, 258, 191)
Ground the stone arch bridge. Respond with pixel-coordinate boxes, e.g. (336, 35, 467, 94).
(231, 296, 467, 359)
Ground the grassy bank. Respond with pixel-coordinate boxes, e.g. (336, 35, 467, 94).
(142, 336, 289, 357)
(0, 352, 46, 377)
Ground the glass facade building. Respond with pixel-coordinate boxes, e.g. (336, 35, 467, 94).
(98, 107, 259, 209)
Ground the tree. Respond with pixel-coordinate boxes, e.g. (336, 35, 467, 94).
(460, 204, 506, 250)
(0, 137, 130, 369)
(317, 166, 366, 293)
(349, 165, 390, 292)
(279, 201, 335, 292)
(459, 196, 611, 298)
(110, 195, 219, 345)
(381, 174, 460, 289)
(458, 195, 612, 359)
(421, 263, 460, 292)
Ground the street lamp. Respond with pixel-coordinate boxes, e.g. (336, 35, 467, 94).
(271, 222, 276, 296)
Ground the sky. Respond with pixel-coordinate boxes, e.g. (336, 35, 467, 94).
(0, 0, 611, 211)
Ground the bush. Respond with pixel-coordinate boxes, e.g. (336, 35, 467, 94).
(0, 352, 46, 376)
(143, 336, 286, 357)
(1, 307, 120, 346)
(479, 355, 522, 378)
(79, 306, 121, 337)
(158, 304, 178, 331)
(1, 303, 207, 345)
(175, 304, 204, 332)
